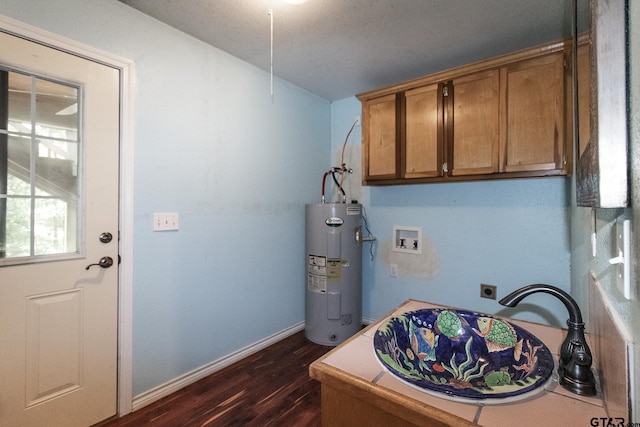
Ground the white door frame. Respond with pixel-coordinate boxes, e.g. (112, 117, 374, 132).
(0, 16, 135, 417)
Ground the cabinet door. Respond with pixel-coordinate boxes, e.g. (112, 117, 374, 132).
(404, 83, 442, 178)
(363, 93, 398, 180)
(449, 70, 500, 176)
(500, 52, 565, 172)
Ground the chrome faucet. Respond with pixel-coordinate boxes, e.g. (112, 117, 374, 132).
(499, 284, 596, 396)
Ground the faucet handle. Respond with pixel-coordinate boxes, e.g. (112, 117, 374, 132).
(560, 340, 596, 395)
(569, 341, 592, 366)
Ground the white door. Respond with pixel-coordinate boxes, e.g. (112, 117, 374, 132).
(0, 31, 120, 426)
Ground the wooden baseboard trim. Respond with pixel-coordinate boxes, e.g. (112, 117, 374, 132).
(131, 321, 305, 412)
(362, 316, 376, 325)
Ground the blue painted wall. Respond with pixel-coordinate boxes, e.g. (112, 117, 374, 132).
(3, 0, 575, 401)
(1, 0, 330, 395)
(331, 97, 572, 327)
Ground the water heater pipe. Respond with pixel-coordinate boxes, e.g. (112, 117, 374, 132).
(321, 171, 329, 203)
(355, 226, 377, 247)
(331, 171, 346, 203)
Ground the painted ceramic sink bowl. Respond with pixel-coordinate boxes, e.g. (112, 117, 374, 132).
(373, 308, 555, 402)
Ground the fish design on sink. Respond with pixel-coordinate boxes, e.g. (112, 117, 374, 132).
(373, 308, 555, 401)
(475, 317, 522, 359)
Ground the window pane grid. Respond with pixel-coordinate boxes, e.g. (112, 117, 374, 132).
(0, 67, 81, 264)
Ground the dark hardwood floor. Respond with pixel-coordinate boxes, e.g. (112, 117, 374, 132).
(100, 331, 331, 427)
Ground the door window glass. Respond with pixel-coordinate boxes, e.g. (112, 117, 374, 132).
(0, 68, 81, 263)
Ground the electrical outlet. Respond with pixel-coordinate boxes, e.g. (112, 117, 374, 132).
(354, 115, 361, 126)
(389, 263, 399, 278)
(480, 284, 497, 300)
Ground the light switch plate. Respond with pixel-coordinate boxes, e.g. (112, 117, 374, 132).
(153, 212, 179, 231)
(614, 218, 631, 299)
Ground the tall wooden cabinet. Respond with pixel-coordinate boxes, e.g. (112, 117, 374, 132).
(358, 39, 572, 185)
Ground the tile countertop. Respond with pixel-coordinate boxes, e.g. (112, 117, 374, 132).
(309, 299, 608, 427)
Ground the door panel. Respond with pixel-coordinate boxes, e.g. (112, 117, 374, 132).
(0, 31, 119, 426)
(26, 289, 82, 407)
(364, 93, 398, 180)
(404, 83, 442, 178)
(501, 52, 565, 172)
(450, 70, 500, 176)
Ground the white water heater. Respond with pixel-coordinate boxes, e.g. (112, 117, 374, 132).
(305, 203, 362, 346)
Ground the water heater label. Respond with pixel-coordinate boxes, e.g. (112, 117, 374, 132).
(325, 217, 344, 227)
(308, 255, 326, 267)
(308, 254, 327, 293)
(307, 273, 326, 293)
(326, 259, 342, 281)
(346, 206, 360, 215)
(341, 313, 353, 326)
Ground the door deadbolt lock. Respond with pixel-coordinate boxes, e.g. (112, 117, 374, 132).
(85, 256, 114, 270)
(99, 232, 113, 243)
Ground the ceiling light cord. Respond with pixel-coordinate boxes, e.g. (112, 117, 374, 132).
(269, 1, 308, 99)
(269, 7, 274, 99)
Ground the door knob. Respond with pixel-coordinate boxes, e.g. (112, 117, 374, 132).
(85, 256, 114, 270)
(99, 232, 113, 243)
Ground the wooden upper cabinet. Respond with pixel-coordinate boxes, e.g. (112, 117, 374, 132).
(449, 69, 500, 176)
(500, 52, 566, 173)
(363, 93, 398, 180)
(403, 83, 443, 178)
(358, 39, 571, 185)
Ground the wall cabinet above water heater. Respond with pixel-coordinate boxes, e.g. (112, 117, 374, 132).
(358, 38, 576, 186)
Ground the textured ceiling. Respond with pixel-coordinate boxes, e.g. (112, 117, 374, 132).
(119, 0, 588, 101)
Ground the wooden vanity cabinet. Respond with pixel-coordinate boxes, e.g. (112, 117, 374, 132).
(359, 40, 571, 185)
